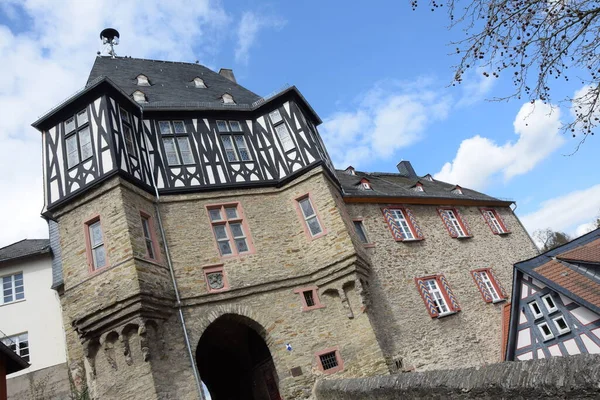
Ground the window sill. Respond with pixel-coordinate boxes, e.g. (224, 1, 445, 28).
(497, 232, 511, 236)
(0, 298, 26, 307)
(492, 298, 507, 304)
(302, 304, 326, 312)
(437, 311, 457, 319)
(400, 238, 423, 242)
(456, 235, 473, 239)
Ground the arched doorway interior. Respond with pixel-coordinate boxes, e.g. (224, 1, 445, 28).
(196, 314, 281, 400)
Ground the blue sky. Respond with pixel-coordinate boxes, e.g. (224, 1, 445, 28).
(0, 0, 598, 247)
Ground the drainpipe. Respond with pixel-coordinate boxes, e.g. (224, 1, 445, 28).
(139, 107, 205, 400)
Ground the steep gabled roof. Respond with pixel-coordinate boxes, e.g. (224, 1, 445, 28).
(0, 239, 50, 264)
(87, 56, 261, 106)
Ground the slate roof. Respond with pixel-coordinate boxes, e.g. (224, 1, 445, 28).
(0, 239, 50, 264)
(514, 228, 600, 314)
(335, 169, 508, 204)
(87, 56, 262, 106)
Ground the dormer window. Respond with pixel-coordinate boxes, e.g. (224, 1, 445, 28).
(452, 186, 463, 195)
(193, 77, 207, 88)
(423, 174, 434, 182)
(345, 166, 356, 175)
(222, 93, 235, 104)
(136, 74, 150, 86)
(413, 183, 424, 192)
(360, 179, 372, 190)
(133, 90, 147, 103)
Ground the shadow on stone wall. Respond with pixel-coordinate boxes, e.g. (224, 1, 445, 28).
(7, 363, 71, 400)
(314, 355, 600, 399)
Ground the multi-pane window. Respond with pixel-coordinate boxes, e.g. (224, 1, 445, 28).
(424, 279, 450, 315)
(2, 333, 29, 363)
(274, 123, 295, 151)
(479, 270, 501, 302)
(87, 219, 107, 270)
(159, 121, 194, 166)
(484, 210, 505, 233)
(353, 220, 369, 243)
(120, 107, 136, 156)
(389, 209, 415, 240)
(2, 273, 24, 304)
(315, 348, 343, 373)
(216, 121, 251, 162)
(294, 287, 324, 311)
(445, 209, 466, 237)
(208, 204, 251, 257)
(297, 196, 323, 237)
(481, 208, 509, 235)
(438, 208, 470, 238)
(269, 109, 283, 124)
(141, 214, 156, 260)
(319, 352, 338, 370)
(65, 109, 92, 169)
(471, 268, 506, 303)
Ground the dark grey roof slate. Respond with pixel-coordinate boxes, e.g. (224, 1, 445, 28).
(0, 239, 50, 264)
(335, 169, 507, 203)
(87, 56, 261, 106)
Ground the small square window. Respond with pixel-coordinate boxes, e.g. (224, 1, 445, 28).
(294, 287, 324, 311)
(65, 117, 76, 133)
(542, 294, 558, 314)
(528, 301, 543, 320)
(77, 109, 88, 126)
(216, 120, 229, 132)
(173, 121, 186, 134)
(209, 209, 222, 221)
(303, 290, 315, 307)
(537, 322, 554, 341)
(159, 121, 172, 134)
(269, 109, 283, 124)
(552, 315, 570, 335)
(229, 121, 242, 132)
(319, 352, 338, 370)
(315, 347, 343, 374)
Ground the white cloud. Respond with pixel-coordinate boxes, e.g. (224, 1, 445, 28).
(520, 184, 600, 237)
(434, 101, 564, 190)
(320, 80, 452, 168)
(235, 11, 286, 65)
(0, 0, 231, 247)
(456, 67, 496, 108)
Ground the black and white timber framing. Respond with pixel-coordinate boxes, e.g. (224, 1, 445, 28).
(33, 64, 335, 212)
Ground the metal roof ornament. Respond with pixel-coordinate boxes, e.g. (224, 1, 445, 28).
(100, 28, 120, 58)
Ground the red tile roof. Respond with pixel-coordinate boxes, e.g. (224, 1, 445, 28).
(534, 259, 600, 308)
(557, 237, 600, 264)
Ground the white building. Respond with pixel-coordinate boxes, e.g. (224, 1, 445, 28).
(0, 238, 67, 380)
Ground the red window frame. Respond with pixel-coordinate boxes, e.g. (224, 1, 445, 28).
(381, 207, 424, 242)
(315, 346, 344, 374)
(84, 215, 109, 273)
(437, 207, 472, 238)
(480, 208, 510, 235)
(205, 202, 255, 258)
(470, 268, 508, 303)
(140, 210, 160, 261)
(414, 274, 461, 318)
(293, 286, 325, 311)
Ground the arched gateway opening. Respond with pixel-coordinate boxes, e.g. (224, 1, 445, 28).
(196, 314, 282, 400)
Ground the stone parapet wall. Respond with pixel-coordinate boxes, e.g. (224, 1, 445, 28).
(314, 355, 600, 399)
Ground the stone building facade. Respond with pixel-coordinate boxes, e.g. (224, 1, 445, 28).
(32, 53, 537, 399)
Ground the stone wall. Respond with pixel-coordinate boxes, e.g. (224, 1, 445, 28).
(7, 363, 70, 400)
(313, 354, 600, 399)
(344, 202, 538, 371)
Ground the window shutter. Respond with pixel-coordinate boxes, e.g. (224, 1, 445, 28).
(471, 270, 493, 303)
(496, 212, 510, 233)
(454, 208, 472, 236)
(437, 209, 459, 238)
(404, 207, 424, 240)
(480, 208, 500, 235)
(489, 269, 508, 298)
(414, 278, 439, 318)
(382, 208, 405, 241)
(438, 275, 461, 312)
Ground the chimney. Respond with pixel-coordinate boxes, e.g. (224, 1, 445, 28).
(219, 68, 237, 83)
(397, 160, 418, 179)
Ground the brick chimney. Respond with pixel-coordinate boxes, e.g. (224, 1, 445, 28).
(397, 160, 417, 179)
(218, 68, 237, 83)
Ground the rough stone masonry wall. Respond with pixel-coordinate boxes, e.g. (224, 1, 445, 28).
(313, 354, 600, 399)
(345, 203, 538, 372)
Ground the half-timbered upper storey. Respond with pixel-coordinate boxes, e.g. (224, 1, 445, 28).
(32, 56, 334, 212)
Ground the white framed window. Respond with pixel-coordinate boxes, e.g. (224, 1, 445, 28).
(542, 294, 558, 314)
(537, 322, 554, 341)
(64, 109, 92, 169)
(528, 300, 543, 320)
(484, 210, 506, 234)
(445, 209, 467, 237)
(136, 74, 150, 86)
(159, 121, 194, 166)
(87, 220, 106, 270)
(479, 270, 501, 302)
(275, 123, 295, 152)
(193, 77, 207, 88)
(2, 333, 29, 363)
(361, 182, 372, 190)
(208, 204, 252, 256)
(414, 184, 424, 192)
(297, 196, 323, 237)
(424, 279, 450, 316)
(222, 93, 235, 104)
(353, 220, 369, 244)
(389, 209, 415, 240)
(552, 315, 570, 335)
(216, 120, 229, 132)
(2, 272, 24, 304)
(269, 109, 283, 124)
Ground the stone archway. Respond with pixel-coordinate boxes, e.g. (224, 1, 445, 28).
(196, 314, 282, 400)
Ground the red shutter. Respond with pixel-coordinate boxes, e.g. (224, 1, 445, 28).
(437, 208, 459, 238)
(438, 275, 461, 312)
(471, 270, 493, 303)
(404, 207, 424, 240)
(454, 208, 472, 236)
(382, 208, 404, 241)
(495, 211, 510, 233)
(414, 278, 439, 318)
(489, 269, 508, 299)
(480, 208, 500, 235)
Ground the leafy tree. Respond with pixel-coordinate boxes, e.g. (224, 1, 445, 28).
(534, 228, 571, 252)
(412, 0, 600, 144)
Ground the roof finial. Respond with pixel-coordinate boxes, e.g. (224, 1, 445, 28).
(100, 28, 120, 58)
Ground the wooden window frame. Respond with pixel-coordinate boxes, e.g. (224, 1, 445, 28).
(203, 264, 230, 293)
(382, 207, 423, 242)
(220, 134, 252, 162)
(315, 346, 344, 374)
(159, 120, 194, 166)
(294, 193, 327, 240)
(438, 207, 471, 238)
(206, 202, 255, 258)
(1, 272, 25, 305)
(480, 207, 510, 235)
(64, 108, 92, 170)
(293, 286, 325, 311)
(415, 274, 461, 318)
(470, 268, 507, 303)
(84, 215, 109, 273)
(140, 211, 160, 262)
